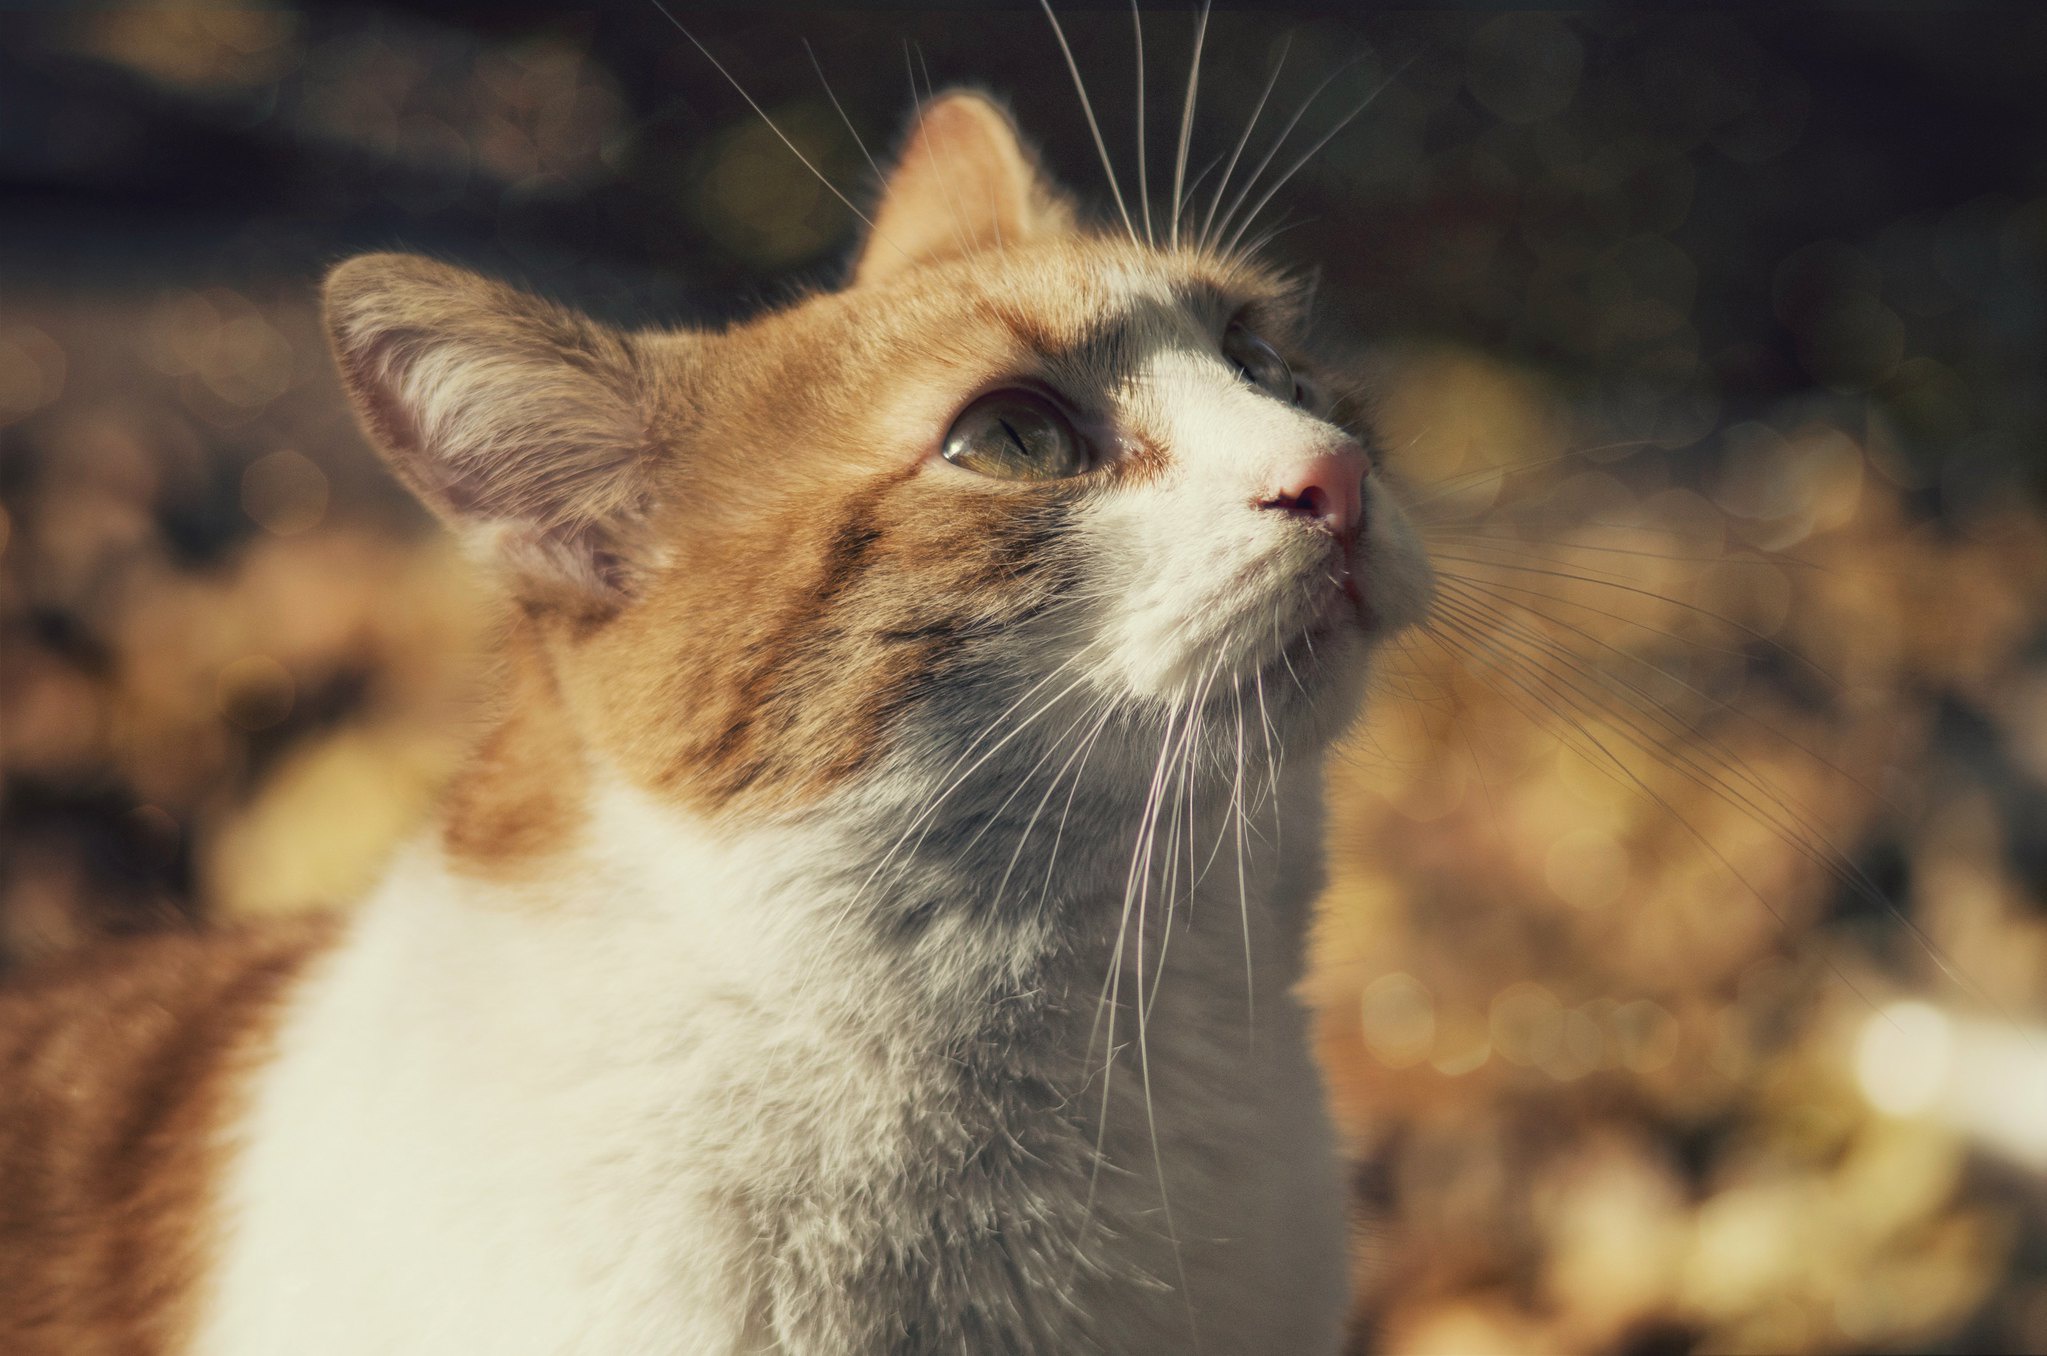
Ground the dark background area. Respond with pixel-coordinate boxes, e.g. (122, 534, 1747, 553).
(5, 2, 2045, 499)
(5, 5, 2047, 1353)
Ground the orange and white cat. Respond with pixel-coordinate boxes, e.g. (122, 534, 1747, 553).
(0, 92, 1430, 1354)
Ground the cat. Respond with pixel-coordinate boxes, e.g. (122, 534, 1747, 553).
(0, 89, 1432, 1354)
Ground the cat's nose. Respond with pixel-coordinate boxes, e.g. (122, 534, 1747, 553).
(1258, 443, 1369, 537)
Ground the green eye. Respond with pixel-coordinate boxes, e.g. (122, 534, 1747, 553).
(1222, 323, 1299, 404)
(940, 390, 1089, 480)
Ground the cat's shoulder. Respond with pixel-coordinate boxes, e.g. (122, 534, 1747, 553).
(0, 918, 336, 1354)
(0, 918, 336, 1052)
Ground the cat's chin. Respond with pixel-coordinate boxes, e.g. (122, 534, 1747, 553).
(1269, 607, 1376, 725)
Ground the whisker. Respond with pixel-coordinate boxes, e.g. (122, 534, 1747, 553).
(1438, 566, 1779, 673)
(1170, 0, 1211, 251)
(1418, 609, 1915, 1027)
(1199, 34, 1289, 251)
(1430, 527, 1830, 572)
(1083, 692, 1186, 1249)
(990, 699, 1119, 916)
(1147, 659, 1220, 1027)
(1399, 441, 1658, 516)
(948, 692, 1124, 873)
(834, 654, 1096, 932)
(1175, 150, 1227, 220)
(906, 43, 980, 261)
(648, 2, 907, 262)
(801, 38, 884, 190)
(1429, 533, 1701, 588)
(1208, 53, 1363, 261)
(1039, 0, 1141, 246)
(1220, 55, 1413, 259)
(1254, 669, 1283, 824)
(1229, 212, 1318, 263)
(1033, 702, 1123, 918)
(1130, 1, 1151, 246)
(1433, 585, 2015, 1030)
(1231, 683, 1256, 1039)
(1132, 675, 1204, 1336)
(1432, 584, 1860, 857)
(1429, 552, 1846, 692)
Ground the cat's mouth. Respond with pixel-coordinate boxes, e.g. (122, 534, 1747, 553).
(1233, 551, 1377, 698)
(1327, 529, 1376, 627)
(1315, 575, 1373, 638)
(1089, 492, 1430, 711)
(1299, 530, 1380, 638)
(1242, 522, 1422, 709)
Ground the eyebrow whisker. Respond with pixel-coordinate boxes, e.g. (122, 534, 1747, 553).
(1170, 1, 1211, 251)
(1040, 0, 1142, 247)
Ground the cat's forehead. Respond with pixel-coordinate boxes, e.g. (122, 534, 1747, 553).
(723, 240, 1304, 390)
(873, 242, 1302, 355)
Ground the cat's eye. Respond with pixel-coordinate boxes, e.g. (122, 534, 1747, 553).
(940, 390, 1089, 481)
(1222, 324, 1298, 405)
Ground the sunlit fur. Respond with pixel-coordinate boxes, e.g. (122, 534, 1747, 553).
(0, 90, 1433, 1355)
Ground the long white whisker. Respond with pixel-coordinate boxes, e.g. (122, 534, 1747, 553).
(1131, 2, 1152, 246)
(1200, 34, 1290, 251)
(801, 38, 884, 190)
(1221, 56, 1413, 258)
(997, 701, 1120, 915)
(1130, 677, 1203, 1337)
(1230, 681, 1255, 1038)
(1428, 552, 1845, 691)
(833, 654, 1095, 928)
(1145, 661, 1218, 1028)
(1209, 53, 1362, 258)
(1253, 669, 1284, 836)
(1040, 0, 1141, 246)
(1430, 585, 2005, 1017)
(648, 2, 907, 262)
(1170, 0, 1211, 250)
(1418, 612, 1904, 1022)
(1082, 696, 1185, 1248)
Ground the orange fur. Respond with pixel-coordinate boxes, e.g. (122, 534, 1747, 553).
(438, 617, 591, 875)
(0, 923, 333, 1354)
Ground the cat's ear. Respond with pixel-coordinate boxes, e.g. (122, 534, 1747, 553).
(324, 253, 676, 611)
(851, 90, 1075, 286)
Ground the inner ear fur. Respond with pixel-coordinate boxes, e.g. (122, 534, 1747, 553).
(852, 90, 1075, 287)
(324, 253, 673, 609)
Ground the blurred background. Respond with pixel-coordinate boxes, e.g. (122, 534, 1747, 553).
(3, 3, 2045, 1351)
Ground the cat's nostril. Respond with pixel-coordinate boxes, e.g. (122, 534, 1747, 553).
(1259, 446, 1367, 536)
(1290, 484, 1330, 521)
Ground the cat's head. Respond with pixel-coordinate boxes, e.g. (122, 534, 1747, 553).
(324, 92, 1432, 824)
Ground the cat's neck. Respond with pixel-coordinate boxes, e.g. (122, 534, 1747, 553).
(434, 614, 596, 879)
(406, 617, 1332, 1025)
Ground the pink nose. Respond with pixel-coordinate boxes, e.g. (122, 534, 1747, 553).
(1259, 444, 1369, 537)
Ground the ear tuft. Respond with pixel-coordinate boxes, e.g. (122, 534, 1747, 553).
(851, 90, 1074, 287)
(324, 254, 663, 607)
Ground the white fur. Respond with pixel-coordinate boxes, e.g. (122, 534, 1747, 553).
(194, 763, 1350, 1354)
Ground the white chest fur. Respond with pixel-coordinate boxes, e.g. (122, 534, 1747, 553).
(191, 767, 1350, 1355)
